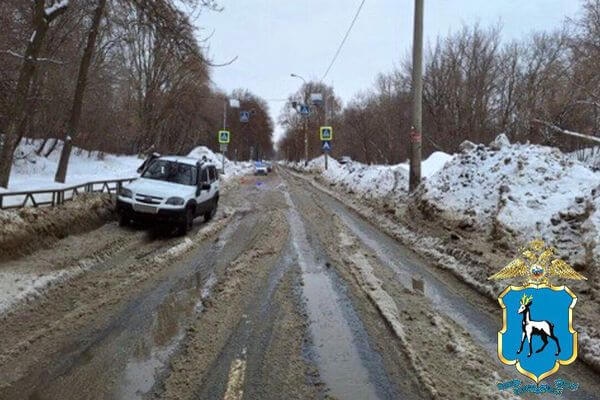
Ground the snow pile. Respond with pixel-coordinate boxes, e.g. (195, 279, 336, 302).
(319, 157, 408, 201)
(417, 135, 600, 267)
(187, 146, 253, 180)
(397, 151, 454, 178)
(289, 152, 453, 203)
(571, 147, 600, 171)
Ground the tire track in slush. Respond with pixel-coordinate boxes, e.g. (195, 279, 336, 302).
(283, 187, 387, 400)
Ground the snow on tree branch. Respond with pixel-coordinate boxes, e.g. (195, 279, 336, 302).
(1, 50, 64, 64)
(532, 119, 600, 144)
(44, 0, 69, 20)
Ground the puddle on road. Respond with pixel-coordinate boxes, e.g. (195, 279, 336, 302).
(116, 269, 218, 399)
(334, 208, 496, 350)
(329, 201, 498, 354)
(284, 190, 384, 400)
(29, 218, 243, 400)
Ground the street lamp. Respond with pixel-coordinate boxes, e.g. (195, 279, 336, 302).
(221, 98, 240, 173)
(290, 73, 306, 84)
(290, 73, 309, 165)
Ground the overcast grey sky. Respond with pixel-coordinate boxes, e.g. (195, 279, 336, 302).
(196, 0, 582, 141)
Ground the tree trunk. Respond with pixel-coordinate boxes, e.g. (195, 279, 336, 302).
(44, 138, 59, 157)
(55, 0, 106, 183)
(36, 137, 49, 156)
(0, 0, 67, 188)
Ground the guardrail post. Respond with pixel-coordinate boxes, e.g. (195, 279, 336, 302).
(0, 194, 3, 209)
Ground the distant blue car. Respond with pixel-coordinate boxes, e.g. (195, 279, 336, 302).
(254, 161, 268, 175)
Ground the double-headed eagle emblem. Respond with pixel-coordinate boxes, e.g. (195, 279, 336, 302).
(489, 239, 586, 384)
(488, 239, 587, 285)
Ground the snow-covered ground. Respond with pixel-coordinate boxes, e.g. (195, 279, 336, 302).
(4, 140, 141, 193)
(0, 140, 252, 207)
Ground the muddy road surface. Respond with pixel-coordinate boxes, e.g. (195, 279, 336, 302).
(1, 170, 598, 400)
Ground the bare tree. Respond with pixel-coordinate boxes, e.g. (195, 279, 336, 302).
(55, 0, 107, 183)
(0, 0, 68, 188)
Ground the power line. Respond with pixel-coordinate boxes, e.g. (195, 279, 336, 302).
(321, 0, 367, 81)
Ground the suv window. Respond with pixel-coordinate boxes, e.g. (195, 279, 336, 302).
(208, 166, 216, 182)
(200, 168, 209, 183)
(142, 160, 197, 186)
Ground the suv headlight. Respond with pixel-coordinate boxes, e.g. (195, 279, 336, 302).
(166, 197, 185, 206)
(120, 187, 133, 198)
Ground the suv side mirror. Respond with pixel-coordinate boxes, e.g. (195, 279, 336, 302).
(201, 182, 211, 191)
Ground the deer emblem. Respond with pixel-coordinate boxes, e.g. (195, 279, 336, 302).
(516, 294, 561, 357)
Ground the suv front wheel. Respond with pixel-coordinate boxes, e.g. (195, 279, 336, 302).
(178, 206, 194, 235)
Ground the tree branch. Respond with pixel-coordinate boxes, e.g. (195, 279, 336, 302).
(204, 55, 238, 67)
(532, 118, 600, 144)
(1, 50, 65, 64)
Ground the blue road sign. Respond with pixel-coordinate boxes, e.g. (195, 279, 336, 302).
(240, 111, 250, 123)
(322, 141, 332, 152)
(320, 126, 333, 141)
(218, 130, 230, 144)
(300, 104, 310, 116)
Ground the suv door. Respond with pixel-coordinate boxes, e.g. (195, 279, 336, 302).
(208, 166, 219, 199)
(196, 166, 212, 211)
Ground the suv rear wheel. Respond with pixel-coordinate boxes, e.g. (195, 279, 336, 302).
(204, 198, 218, 222)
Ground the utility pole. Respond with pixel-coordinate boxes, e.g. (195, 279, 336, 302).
(301, 87, 309, 166)
(222, 100, 227, 174)
(409, 0, 424, 192)
(323, 93, 328, 170)
(291, 73, 309, 166)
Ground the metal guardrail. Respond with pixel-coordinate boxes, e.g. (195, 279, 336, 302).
(0, 177, 137, 210)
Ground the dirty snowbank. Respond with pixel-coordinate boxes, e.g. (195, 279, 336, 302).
(287, 137, 600, 277)
(0, 263, 91, 314)
(0, 194, 114, 261)
(416, 135, 600, 270)
(287, 151, 452, 203)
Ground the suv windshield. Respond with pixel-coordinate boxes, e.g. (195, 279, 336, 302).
(142, 160, 197, 186)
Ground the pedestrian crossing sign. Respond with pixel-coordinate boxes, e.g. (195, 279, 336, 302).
(320, 126, 333, 141)
(218, 130, 230, 144)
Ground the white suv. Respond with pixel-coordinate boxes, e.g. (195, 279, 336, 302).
(117, 156, 219, 234)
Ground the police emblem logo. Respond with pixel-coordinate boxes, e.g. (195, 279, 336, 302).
(489, 239, 587, 383)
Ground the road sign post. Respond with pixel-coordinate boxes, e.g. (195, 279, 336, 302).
(320, 127, 333, 170)
(218, 130, 231, 174)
